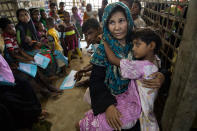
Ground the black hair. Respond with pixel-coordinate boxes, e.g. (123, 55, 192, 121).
(46, 17, 55, 27)
(102, 0, 108, 5)
(50, 2, 57, 8)
(82, 18, 100, 33)
(133, 0, 141, 11)
(132, 28, 162, 53)
(59, 2, 65, 6)
(16, 8, 29, 19)
(0, 17, 11, 30)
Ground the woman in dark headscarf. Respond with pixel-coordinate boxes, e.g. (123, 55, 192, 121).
(16, 8, 39, 51)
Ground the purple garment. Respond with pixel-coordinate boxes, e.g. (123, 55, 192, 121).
(79, 77, 141, 130)
(72, 13, 82, 26)
(0, 55, 15, 83)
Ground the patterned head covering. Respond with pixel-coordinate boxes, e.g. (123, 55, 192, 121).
(91, 2, 134, 95)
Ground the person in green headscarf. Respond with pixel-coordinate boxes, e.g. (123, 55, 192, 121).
(77, 2, 141, 131)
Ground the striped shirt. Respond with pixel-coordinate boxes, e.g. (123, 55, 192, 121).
(2, 33, 19, 52)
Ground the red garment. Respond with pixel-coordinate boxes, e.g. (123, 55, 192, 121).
(64, 25, 78, 50)
(2, 33, 19, 52)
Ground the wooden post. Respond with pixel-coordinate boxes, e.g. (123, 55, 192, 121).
(162, 0, 197, 131)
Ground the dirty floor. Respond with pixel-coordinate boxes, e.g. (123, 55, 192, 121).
(44, 42, 91, 131)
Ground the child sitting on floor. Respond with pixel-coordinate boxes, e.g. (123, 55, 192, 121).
(0, 18, 33, 63)
(0, 17, 62, 99)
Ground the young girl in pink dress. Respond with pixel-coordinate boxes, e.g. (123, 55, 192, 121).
(103, 28, 161, 131)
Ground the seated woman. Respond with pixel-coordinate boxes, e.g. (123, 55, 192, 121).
(78, 2, 164, 131)
(16, 8, 40, 55)
(0, 54, 42, 130)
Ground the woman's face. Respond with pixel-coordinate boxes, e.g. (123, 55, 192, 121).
(108, 11, 128, 41)
(18, 10, 30, 23)
(86, 4, 92, 12)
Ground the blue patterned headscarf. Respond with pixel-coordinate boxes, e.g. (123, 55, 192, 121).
(91, 2, 134, 95)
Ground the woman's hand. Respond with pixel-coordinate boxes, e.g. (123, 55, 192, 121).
(105, 105, 122, 130)
(142, 72, 165, 89)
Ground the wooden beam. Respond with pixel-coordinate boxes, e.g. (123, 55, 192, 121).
(162, 0, 197, 131)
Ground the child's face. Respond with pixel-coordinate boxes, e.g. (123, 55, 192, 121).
(60, 4, 65, 10)
(84, 28, 100, 44)
(108, 11, 128, 41)
(41, 11, 47, 19)
(86, 4, 92, 12)
(63, 13, 70, 23)
(132, 39, 152, 59)
(131, 3, 140, 16)
(18, 10, 30, 23)
(38, 23, 45, 31)
(72, 7, 78, 14)
(32, 11, 40, 22)
(5, 24, 16, 35)
(50, 5, 57, 13)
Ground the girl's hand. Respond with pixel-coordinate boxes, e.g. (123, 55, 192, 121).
(142, 72, 165, 89)
(105, 105, 122, 130)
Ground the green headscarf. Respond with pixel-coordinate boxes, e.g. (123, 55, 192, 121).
(91, 2, 134, 95)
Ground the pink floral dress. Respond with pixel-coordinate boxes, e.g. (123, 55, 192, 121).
(80, 57, 160, 131)
(120, 58, 160, 131)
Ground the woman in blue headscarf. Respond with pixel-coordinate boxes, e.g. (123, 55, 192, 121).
(78, 2, 141, 130)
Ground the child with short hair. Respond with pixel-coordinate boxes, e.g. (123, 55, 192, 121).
(46, 17, 67, 73)
(58, 2, 65, 21)
(104, 28, 161, 131)
(35, 22, 48, 45)
(0, 17, 33, 62)
(49, 2, 57, 17)
(63, 11, 82, 62)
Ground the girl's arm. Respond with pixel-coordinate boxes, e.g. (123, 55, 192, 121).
(73, 24, 80, 39)
(103, 41, 120, 66)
